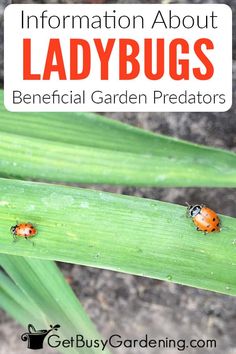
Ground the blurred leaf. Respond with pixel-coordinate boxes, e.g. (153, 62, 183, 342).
(0, 271, 40, 326)
(0, 256, 110, 354)
(0, 91, 235, 187)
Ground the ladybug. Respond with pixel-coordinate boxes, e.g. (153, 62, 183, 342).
(10, 223, 37, 242)
(186, 204, 221, 234)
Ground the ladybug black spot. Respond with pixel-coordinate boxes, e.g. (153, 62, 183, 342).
(29, 229, 32, 234)
(207, 224, 210, 228)
(213, 218, 215, 221)
(204, 229, 207, 232)
(212, 228, 216, 232)
(217, 223, 220, 227)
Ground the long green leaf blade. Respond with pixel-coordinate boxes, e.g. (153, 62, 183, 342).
(0, 91, 235, 187)
(0, 271, 43, 322)
(0, 178, 235, 296)
(0, 272, 40, 326)
(0, 256, 110, 354)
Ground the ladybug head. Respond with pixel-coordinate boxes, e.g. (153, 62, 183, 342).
(187, 204, 202, 217)
(10, 225, 17, 234)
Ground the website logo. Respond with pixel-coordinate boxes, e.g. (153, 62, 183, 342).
(21, 324, 60, 350)
(20, 325, 216, 351)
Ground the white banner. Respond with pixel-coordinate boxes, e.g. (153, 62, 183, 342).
(4, 4, 232, 112)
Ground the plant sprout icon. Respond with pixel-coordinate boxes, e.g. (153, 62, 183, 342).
(21, 324, 60, 350)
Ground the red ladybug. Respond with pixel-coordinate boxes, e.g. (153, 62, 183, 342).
(11, 223, 37, 242)
(187, 204, 221, 234)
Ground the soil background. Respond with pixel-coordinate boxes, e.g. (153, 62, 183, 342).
(0, 1, 236, 354)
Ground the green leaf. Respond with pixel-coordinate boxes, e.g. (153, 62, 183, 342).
(0, 271, 40, 326)
(0, 256, 110, 354)
(0, 91, 235, 187)
(0, 178, 235, 296)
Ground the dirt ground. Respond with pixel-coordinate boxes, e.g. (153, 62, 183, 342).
(0, 1, 236, 354)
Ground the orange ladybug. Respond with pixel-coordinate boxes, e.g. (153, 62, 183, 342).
(187, 204, 221, 234)
(10, 223, 37, 242)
